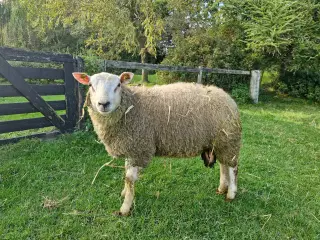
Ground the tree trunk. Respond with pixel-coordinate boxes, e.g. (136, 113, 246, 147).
(141, 52, 149, 83)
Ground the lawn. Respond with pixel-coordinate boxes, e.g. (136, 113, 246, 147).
(131, 73, 163, 86)
(0, 90, 320, 239)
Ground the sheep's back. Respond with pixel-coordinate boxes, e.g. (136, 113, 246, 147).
(129, 83, 241, 157)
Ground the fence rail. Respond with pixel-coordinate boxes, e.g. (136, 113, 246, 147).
(103, 60, 260, 103)
(0, 101, 66, 115)
(5, 66, 65, 79)
(103, 60, 251, 75)
(0, 47, 74, 63)
(0, 84, 65, 97)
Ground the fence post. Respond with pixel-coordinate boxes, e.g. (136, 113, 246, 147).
(75, 56, 85, 129)
(250, 70, 261, 103)
(197, 66, 203, 84)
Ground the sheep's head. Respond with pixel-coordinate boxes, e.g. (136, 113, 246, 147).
(73, 72, 134, 115)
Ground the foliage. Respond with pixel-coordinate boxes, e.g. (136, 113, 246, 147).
(231, 83, 251, 104)
(1, 0, 320, 101)
(1, 96, 320, 239)
(222, 0, 320, 71)
(276, 71, 320, 102)
(81, 50, 105, 76)
(0, 0, 87, 52)
(157, 1, 253, 86)
(19, 0, 166, 59)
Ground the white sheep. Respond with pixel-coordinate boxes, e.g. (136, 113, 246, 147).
(73, 72, 242, 216)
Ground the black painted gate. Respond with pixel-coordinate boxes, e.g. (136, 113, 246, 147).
(0, 47, 83, 144)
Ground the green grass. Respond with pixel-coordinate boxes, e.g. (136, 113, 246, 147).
(131, 74, 166, 86)
(1, 92, 320, 239)
(0, 95, 65, 104)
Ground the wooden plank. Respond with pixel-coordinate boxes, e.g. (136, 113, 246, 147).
(0, 100, 66, 115)
(0, 115, 66, 134)
(104, 60, 200, 73)
(0, 84, 65, 97)
(0, 54, 66, 131)
(0, 130, 61, 145)
(6, 67, 65, 79)
(0, 47, 74, 63)
(64, 62, 78, 131)
(104, 60, 251, 75)
(202, 67, 251, 75)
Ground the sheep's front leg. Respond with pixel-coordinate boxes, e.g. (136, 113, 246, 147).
(121, 161, 129, 198)
(117, 165, 139, 216)
(121, 180, 128, 198)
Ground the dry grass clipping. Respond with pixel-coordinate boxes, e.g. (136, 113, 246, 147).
(42, 196, 68, 210)
(91, 159, 125, 185)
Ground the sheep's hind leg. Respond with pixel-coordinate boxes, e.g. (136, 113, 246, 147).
(226, 165, 238, 201)
(114, 165, 139, 216)
(216, 163, 229, 195)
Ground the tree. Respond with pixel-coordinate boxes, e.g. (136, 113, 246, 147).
(163, 0, 319, 82)
(159, 0, 250, 85)
(222, 0, 320, 72)
(20, 0, 167, 82)
(0, 0, 11, 46)
(0, 0, 88, 52)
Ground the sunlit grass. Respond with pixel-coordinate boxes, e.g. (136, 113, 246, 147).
(0, 92, 319, 239)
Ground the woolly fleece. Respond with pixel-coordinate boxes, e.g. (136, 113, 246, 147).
(86, 82, 241, 168)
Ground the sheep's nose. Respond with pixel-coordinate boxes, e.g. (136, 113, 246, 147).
(98, 101, 110, 108)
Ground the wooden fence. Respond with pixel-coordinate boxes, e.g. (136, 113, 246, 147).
(0, 47, 83, 145)
(102, 60, 261, 103)
(0, 47, 260, 145)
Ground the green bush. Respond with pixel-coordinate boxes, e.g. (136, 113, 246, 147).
(204, 73, 249, 92)
(156, 71, 198, 84)
(81, 52, 104, 75)
(276, 71, 320, 102)
(231, 83, 251, 104)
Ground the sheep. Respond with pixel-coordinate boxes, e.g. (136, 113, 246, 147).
(72, 71, 242, 216)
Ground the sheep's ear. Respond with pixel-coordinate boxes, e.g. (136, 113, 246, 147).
(119, 72, 134, 84)
(72, 72, 90, 85)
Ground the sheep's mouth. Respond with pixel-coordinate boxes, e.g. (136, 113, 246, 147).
(98, 110, 112, 115)
(97, 106, 119, 115)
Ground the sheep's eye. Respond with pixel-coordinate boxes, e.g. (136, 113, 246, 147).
(88, 83, 95, 92)
(114, 83, 121, 92)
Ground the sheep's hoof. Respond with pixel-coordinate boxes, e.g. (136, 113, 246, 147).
(216, 188, 228, 195)
(112, 211, 131, 217)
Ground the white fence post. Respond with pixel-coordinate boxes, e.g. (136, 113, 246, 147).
(250, 70, 261, 103)
(197, 66, 203, 84)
